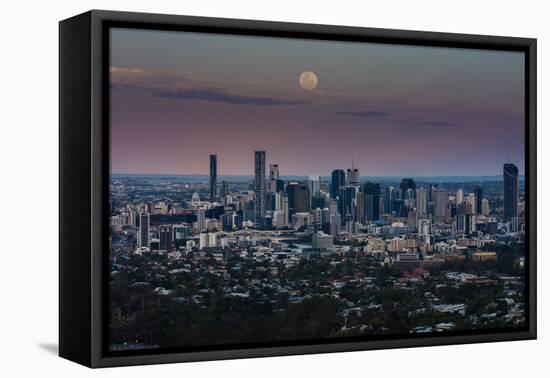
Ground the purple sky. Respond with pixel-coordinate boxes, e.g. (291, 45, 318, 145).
(110, 28, 525, 177)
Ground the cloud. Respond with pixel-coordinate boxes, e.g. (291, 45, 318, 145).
(153, 88, 309, 106)
(338, 111, 391, 118)
(414, 120, 456, 127)
(110, 65, 309, 106)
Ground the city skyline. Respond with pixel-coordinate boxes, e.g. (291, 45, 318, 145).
(110, 28, 525, 176)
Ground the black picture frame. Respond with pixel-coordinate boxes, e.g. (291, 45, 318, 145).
(59, 9, 537, 368)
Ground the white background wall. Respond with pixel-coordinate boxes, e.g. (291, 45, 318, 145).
(0, 0, 547, 376)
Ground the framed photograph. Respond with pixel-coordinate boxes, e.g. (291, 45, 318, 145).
(59, 10, 536, 368)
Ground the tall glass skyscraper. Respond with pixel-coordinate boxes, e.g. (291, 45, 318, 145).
(503, 163, 519, 220)
(254, 151, 266, 227)
(209, 154, 217, 201)
(331, 169, 345, 199)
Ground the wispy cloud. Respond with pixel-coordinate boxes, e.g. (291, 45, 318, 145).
(154, 88, 309, 106)
(110, 66, 309, 106)
(414, 120, 456, 127)
(338, 111, 391, 118)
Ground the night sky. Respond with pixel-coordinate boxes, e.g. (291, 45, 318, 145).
(110, 27, 525, 177)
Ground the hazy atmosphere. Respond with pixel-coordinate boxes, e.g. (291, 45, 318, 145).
(110, 28, 525, 176)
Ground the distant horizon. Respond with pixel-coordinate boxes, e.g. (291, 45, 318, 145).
(111, 172, 525, 183)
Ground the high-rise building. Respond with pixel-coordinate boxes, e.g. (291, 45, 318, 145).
(209, 154, 217, 201)
(331, 169, 345, 199)
(400, 178, 416, 200)
(159, 225, 173, 251)
(474, 185, 483, 215)
(346, 167, 360, 186)
(503, 163, 519, 220)
(481, 198, 490, 216)
(416, 188, 428, 216)
(196, 207, 206, 232)
(385, 185, 396, 214)
(466, 193, 477, 215)
(309, 174, 321, 199)
(338, 186, 357, 222)
(137, 212, 150, 248)
(456, 214, 476, 234)
(286, 182, 310, 217)
(433, 189, 449, 218)
(364, 182, 381, 222)
(269, 164, 279, 180)
(281, 193, 289, 226)
(456, 189, 464, 205)
(355, 192, 365, 222)
(254, 150, 266, 227)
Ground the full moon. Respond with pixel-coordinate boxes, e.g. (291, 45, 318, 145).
(299, 71, 318, 90)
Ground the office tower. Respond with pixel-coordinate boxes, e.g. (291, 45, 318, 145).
(466, 193, 477, 215)
(408, 209, 419, 229)
(243, 200, 255, 222)
(286, 182, 310, 217)
(456, 189, 464, 204)
(429, 184, 439, 203)
(433, 189, 449, 218)
(219, 180, 229, 198)
(265, 192, 276, 211)
(329, 213, 341, 236)
(355, 191, 365, 222)
(268, 164, 282, 193)
(338, 186, 357, 222)
(416, 188, 428, 216)
(196, 207, 206, 232)
(385, 185, 396, 214)
(254, 150, 266, 227)
(400, 178, 416, 200)
(456, 214, 476, 234)
(474, 184, 483, 215)
(503, 163, 519, 220)
(328, 198, 338, 216)
(331, 169, 345, 199)
(159, 225, 173, 251)
(311, 208, 322, 232)
(209, 154, 217, 201)
(312, 193, 326, 210)
(346, 167, 360, 186)
(309, 174, 321, 199)
(137, 212, 150, 248)
(281, 193, 289, 226)
(364, 182, 381, 222)
(458, 202, 474, 215)
(481, 198, 490, 216)
(269, 164, 279, 180)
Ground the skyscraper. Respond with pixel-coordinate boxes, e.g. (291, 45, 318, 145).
(308, 174, 321, 199)
(159, 225, 173, 251)
(209, 154, 217, 201)
(331, 169, 345, 199)
(503, 163, 519, 220)
(196, 207, 206, 232)
(416, 188, 428, 217)
(346, 167, 360, 186)
(269, 164, 279, 180)
(433, 189, 449, 218)
(400, 178, 416, 200)
(364, 182, 381, 222)
(137, 212, 150, 248)
(474, 184, 483, 215)
(254, 151, 266, 227)
(286, 182, 310, 216)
